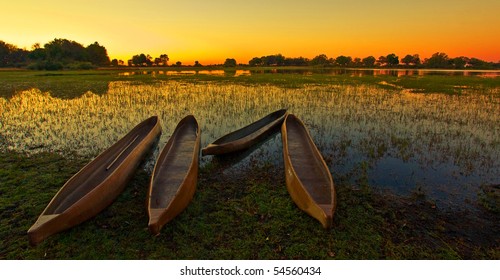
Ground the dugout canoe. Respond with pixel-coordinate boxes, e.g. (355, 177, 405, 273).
(148, 115, 201, 235)
(201, 109, 287, 156)
(27, 116, 162, 245)
(281, 114, 336, 228)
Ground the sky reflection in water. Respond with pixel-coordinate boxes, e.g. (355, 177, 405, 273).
(1, 81, 498, 210)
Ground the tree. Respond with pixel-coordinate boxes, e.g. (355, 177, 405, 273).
(0, 41, 17, 67)
(335, 55, 352, 67)
(352, 57, 362, 67)
(86, 42, 109, 66)
(194, 61, 202, 67)
(386, 53, 399, 67)
(401, 54, 413, 66)
(28, 43, 46, 61)
(452, 56, 468, 69)
(153, 54, 168, 66)
(284, 57, 309, 66)
(44, 38, 87, 62)
(223, 58, 237, 67)
(175, 61, 182, 66)
(362, 56, 376, 67)
(159, 54, 169, 66)
(249, 57, 263, 66)
(401, 54, 420, 67)
(310, 54, 330, 66)
(468, 57, 489, 69)
(377, 55, 387, 66)
(424, 52, 451, 68)
(130, 53, 152, 66)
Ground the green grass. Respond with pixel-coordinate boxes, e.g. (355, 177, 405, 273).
(0, 151, 497, 259)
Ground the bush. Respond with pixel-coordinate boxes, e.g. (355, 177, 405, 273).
(67, 62, 95, 70)
(27, 61, 64, 70)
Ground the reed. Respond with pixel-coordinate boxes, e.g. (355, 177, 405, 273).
(1, 82, 498, 179)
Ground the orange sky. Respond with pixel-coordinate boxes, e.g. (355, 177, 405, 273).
(2, 0, 499, 65)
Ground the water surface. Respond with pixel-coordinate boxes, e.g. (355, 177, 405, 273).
(1, 81, 498, 210)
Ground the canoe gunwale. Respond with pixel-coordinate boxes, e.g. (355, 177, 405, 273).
(147, 115, 201, 235)
(27, 116, 162, 245)
(201, 109, 287, 156)
(281, 113, 336, 228)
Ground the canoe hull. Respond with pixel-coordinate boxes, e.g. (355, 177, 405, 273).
(148, 115, 201, 235)
(202, 109, 286, 156)
(28, 116, 162, 245)
(281, 114, 336, 228)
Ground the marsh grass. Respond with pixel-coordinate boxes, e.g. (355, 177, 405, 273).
(0, 70, 499, 259)
(1, 80, 497, 199)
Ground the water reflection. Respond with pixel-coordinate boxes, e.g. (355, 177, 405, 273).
(118, 69, 500, 78)
(1, 82, 498, 209)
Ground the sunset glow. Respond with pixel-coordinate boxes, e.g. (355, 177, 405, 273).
(2, 0, 500, 65)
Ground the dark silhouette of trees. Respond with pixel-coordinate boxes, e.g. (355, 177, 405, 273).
(154, 54, 169, 66)
(310, 54, 330, 66)
(44, 39, 87, 62)
(335, 55, 352, 67)
(284, 57, 309, 66)
(452, 56, 467, 69)
(424, 52, 450, 68)
(401, 54, 420, 67)
(249, 57, 263, 66)
(0, 40, 28, 67)
(86, 42, 110, 66)
(1, 38, 111, 69)
(129, 53, 152, 66)
(362, 56, 376, 67)
(223, 58, 237, 67)
(386, 53, 399, 67)
(1, 38, 499, 69)
(194, 61, 202, 67)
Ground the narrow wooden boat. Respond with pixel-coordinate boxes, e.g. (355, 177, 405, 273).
(27, 116, 162, 245)
(201, 109, 287, 156)
(281, 114, 336, 228)
(148, 115, 201, 235)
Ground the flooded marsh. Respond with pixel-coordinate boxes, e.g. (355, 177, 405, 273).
(1, 77, 498, 210)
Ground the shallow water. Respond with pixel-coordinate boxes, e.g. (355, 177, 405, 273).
(1, 81, 498, 210)
(118, 68, 500, 78)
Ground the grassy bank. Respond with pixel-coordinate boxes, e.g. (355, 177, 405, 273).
(1, 151, 498, 259)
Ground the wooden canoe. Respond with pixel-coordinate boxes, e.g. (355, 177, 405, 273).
(27, 116, 162, 245)
(281, 114, 336, 228)
(201, 109, 287, 156)
(147, 115, 201, 235)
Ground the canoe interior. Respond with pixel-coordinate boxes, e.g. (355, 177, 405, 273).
(212, 109, 286, 144)
(285, 115, 332, 205)
(150, 117, 199, 209)
(44, 116, 159, 214)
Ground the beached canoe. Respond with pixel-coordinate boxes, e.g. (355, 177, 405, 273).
(281, 114, 336, 228)
(148, 115, 201, 235)
(27, 116, 162, 245)
(201, 109, 287, 156)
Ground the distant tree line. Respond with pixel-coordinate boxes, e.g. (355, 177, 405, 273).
(126, 53, 169, 67)
(1, 38, 499, 69)
(1, 39, 109, 70)
(245, 53, 499, 69)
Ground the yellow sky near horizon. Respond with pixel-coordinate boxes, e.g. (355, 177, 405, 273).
(2, 0, 499, 65)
